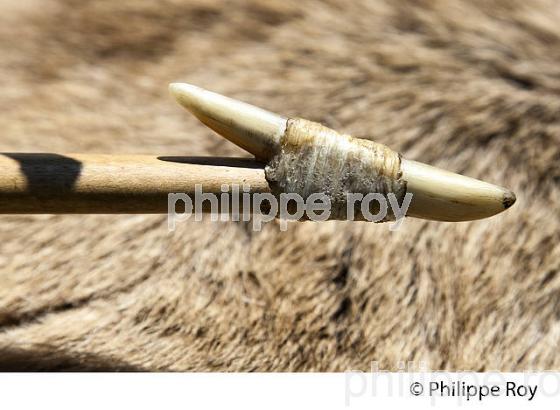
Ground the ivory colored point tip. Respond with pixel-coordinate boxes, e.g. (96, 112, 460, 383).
(402, 159, 516, 221)
(169, 82, 286, 160)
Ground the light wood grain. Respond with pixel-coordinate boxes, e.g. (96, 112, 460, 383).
(0, 154, 270, 214)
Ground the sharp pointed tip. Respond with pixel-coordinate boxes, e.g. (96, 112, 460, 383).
(169, 82, 286, 160)
(401, 159, 517, 221)
(168, 82, 180, 92)
(168, 82, 204, 113)
(503, 190, 516, 209)
(168, 82, 185, 97)
(169, 81, 197, 91)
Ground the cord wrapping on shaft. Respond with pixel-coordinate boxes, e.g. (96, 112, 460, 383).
(265, 118, 407, 220)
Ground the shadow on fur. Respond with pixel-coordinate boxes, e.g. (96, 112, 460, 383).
(0, 346, 142, 372)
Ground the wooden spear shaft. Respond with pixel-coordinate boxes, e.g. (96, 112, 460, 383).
(0, 153, 270, 214)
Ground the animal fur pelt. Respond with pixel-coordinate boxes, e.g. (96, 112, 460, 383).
(0, 0, 559, 371)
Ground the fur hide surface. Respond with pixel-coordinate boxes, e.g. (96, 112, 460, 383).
(0, 0, 559, 371)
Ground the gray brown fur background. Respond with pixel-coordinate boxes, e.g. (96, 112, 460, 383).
(1, 0, 559, 371)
